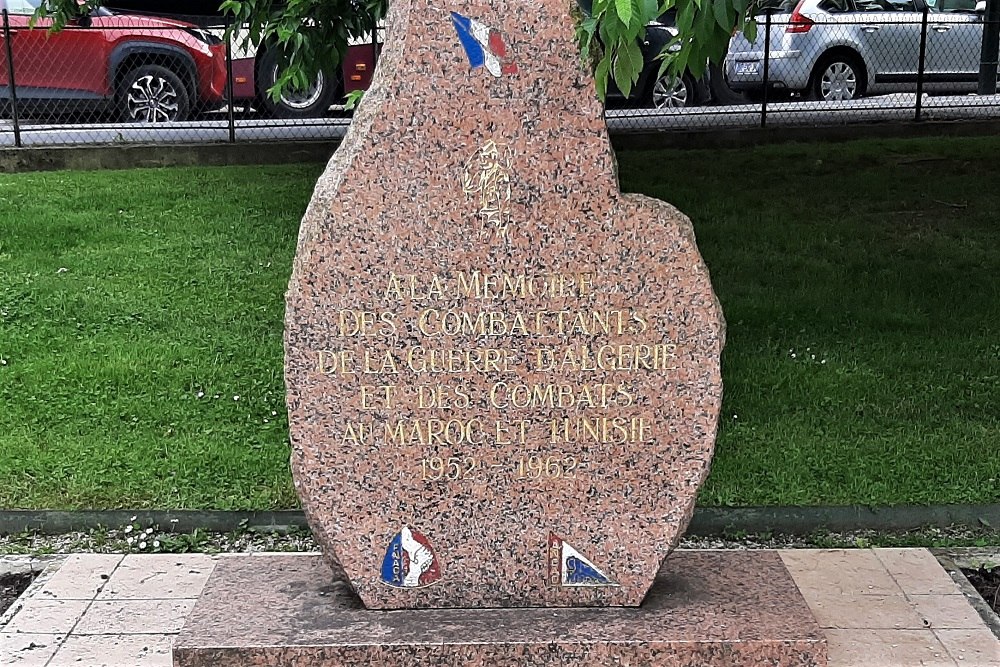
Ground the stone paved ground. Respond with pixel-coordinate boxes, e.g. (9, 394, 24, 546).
(0, 549, 997, 666)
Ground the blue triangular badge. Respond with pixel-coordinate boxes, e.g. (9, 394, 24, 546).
(548, 533, 618, 587)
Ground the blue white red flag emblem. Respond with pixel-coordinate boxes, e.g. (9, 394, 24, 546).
(548, 532, 617, 587)
(380, 525, 442, 588)
(450, 12, 518, 77)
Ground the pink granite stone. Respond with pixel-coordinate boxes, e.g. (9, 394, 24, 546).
(283, 0, 725, 608)
(173, 552, 827, 667)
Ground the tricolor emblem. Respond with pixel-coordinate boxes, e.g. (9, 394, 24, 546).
(548, 532, 617, 587)
(380, 525, 442, 588)
(451, 12, 518, 77)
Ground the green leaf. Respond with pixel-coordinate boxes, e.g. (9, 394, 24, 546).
(615, 0, 634, 28)
(676, 0, 696, 33)
(595, 54, 611, 100)
(344, 89, 365, 110)
(713, 0, 734, 29)
(611, 40, 643, 97)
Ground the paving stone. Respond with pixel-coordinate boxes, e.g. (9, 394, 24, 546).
(36, 554, 122, 600)
(97, 554, 215, 600)
(876, 548, 965, 596)
(800, 590, 926, 630)
(74, 599, 194, 635)
(935, 628, 1000, 666)
(909, 593, 991, 630)
(780, 549, 903, 596)
(47, 633, 173, 667)
(0, 632, 63, 667)
(3, 598, 90, 634)
(825, 628, 955, 666)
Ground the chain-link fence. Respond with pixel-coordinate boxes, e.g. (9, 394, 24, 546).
(0, 5, 378, 146)
(2, 0, 999, 146)
(610, 0, 1000, 131)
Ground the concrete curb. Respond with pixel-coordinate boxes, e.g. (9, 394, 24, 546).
(935, 549, 1000, 640)
(0, 556, 65, 627)
(2, 504, 998, 537)
(0, 140, 340, 173)
(5, 119, 1000, 172)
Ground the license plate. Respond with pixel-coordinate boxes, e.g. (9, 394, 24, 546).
(735, 61, 760, 75)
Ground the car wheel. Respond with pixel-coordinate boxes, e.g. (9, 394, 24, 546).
(256, 49, 340, 119)
(707, 62, 748, 105)
(648, 71, 696, 109)
(809, 54, 865, 102)
(119, 65, 190, 123)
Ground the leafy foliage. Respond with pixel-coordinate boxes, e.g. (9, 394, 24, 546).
(31, 0, 757, 103)
(29, 0, 102, 31)
(577, 0, 758, 98)
(218, 0, 384, 100)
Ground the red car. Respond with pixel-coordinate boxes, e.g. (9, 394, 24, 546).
(227, 31, 379, 119)
(0, 0, 227, 121)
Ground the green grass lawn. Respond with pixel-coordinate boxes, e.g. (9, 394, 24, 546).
(2, 135, 999, 510)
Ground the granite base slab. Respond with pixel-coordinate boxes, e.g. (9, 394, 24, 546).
(173, 551, 827, 667)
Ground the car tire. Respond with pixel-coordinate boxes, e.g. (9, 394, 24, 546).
(647, 71, 697, 109)
(808, 53, 866, 102)
(707, 62, 748, 105)
(256, 49, 340, 119)
(118, 64, 191, 123)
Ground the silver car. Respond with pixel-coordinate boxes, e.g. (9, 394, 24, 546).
(725, 0, 995, 100)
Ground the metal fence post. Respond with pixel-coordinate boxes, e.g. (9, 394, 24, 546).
(225, 18, 236, 143)
(761, 11, 772, 129)
(915, 6, 928, 121)
(371, 13, 379, 69)
(978, 0, 1000, 94)
(2, 9, 22, 148)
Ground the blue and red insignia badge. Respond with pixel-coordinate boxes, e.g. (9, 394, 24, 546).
(548, 532, 618, 587)
(450, 12, 518, 77)
(380, 525, 442, 588)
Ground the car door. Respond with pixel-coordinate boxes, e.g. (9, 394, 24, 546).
(850, 0, 923, 91)
(3, 0, 107, 103)
(924, 0, 985, 90)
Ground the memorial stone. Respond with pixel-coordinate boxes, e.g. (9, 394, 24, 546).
(283, 0, 724, 611)
(176, 0, 829, 662)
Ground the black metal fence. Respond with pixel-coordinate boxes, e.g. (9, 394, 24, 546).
(2, 6, 1000, 147)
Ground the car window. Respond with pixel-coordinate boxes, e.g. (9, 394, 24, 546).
(4, 0, 41, 15)
(757, 0, 798, 12)
(818, 0, 851, 12)
(854, 0, 896, 10)
(933, 0, 978, 11)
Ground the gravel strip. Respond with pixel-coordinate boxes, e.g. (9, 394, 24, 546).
(0, 522, 996, 556)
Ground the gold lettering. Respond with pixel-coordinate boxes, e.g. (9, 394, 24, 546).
(457, 271, 483, 298)
(382, 419, 485, 446)
(495, 420, 513, 445)
(406, 347, 513, 374)
(428, 275, 445, 298)
(417, 385, 471, 409)
(546, 417, 652, 444)
(337, 310, 396, 337)
(359, 385, 375, 409)
(362, 349, 398, 374)
(454, 272, 598, 299)
(383, 273, 405, 300)
(341, 422, 370, 446)
(495, 419, 529, 445)
(316, 349, 354, 375)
